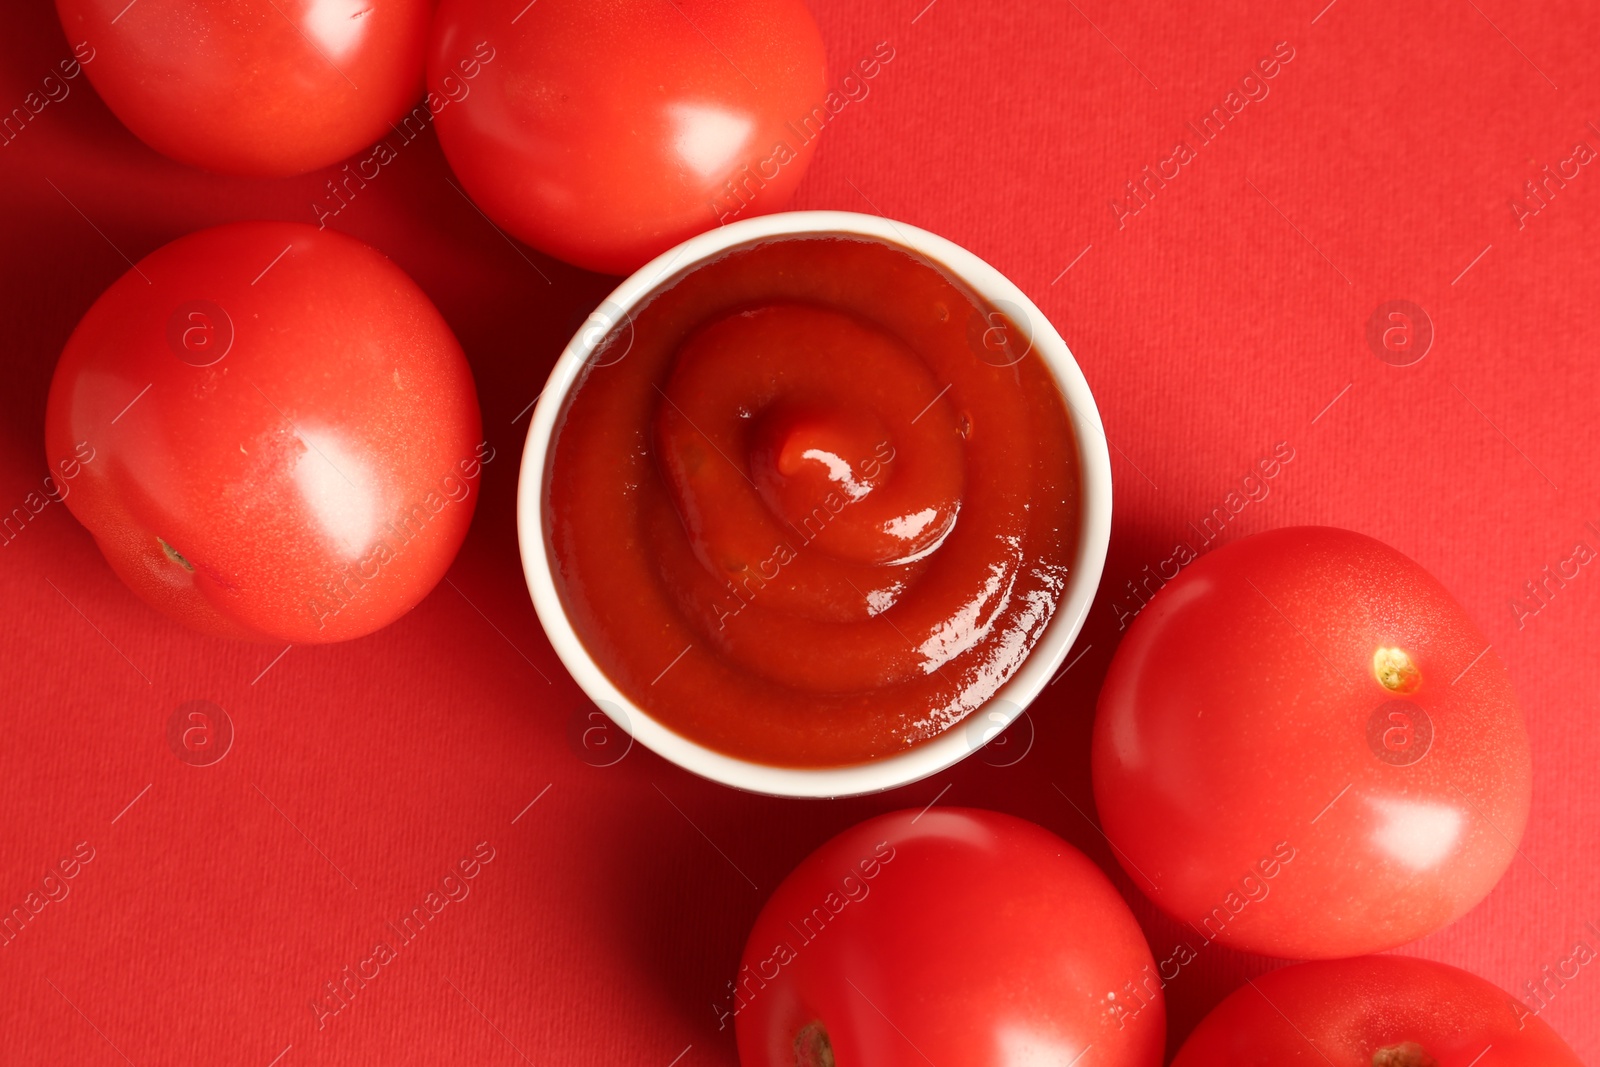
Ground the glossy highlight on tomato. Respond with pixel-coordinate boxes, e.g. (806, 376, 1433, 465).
(733, 808, 1164, 1067)
(1092, 526, 1532, 958)
(55, 0, 432, 176)
(428, 0, 830, 274)
(1171, 956, 1582, 1067)
(45, 221, 483, 643)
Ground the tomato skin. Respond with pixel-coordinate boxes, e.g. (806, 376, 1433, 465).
(1092, 527, 1531, 958)
(733, 808, 1165, 1067)
(44, 221, 482, 643)
(428, 0, 829, 275)
(55, 0, 430, 176)
(1171, 956, 1582, 1066)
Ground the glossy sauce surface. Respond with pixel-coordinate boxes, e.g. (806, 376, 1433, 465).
(546, 235, 1079, 766)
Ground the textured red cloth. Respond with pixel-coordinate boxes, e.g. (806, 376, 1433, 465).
(1, 0, 1596, 1063)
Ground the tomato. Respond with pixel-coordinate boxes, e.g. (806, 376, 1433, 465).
(1092, 527, 1532, 958)
(428, 0, 831, 274)
(44, 221, 483, 643)
(55, 0, 431, 176)
(1171, 955, 1582, 1066)
(732, 808, 1165, 1067)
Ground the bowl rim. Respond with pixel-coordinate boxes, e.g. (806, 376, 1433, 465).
(515, 209, 1113, 798)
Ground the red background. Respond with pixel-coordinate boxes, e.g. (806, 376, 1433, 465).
(2, 0, 1597, 1063)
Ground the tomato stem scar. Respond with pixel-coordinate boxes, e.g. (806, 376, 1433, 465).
(793, 1021, 834, 1067)
(1372, 646, 1420, 692)
(1372, 1041, 1437, 1067)
(157, 537, 194, 572)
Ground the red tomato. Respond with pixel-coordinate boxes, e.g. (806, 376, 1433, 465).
(1092, 527, 1532, 958)
(55, 0, 431, 176)
(428, 0, 830, 274)
(732, 808, 1165, 1067)
(1171, 956, 1582, 1066)
(44, 221, 483, 643)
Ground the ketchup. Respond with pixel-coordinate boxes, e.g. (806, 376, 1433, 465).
(545, 235, 1079, 767)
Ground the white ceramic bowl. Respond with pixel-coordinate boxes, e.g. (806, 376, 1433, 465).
(517, 210, 1112, 798)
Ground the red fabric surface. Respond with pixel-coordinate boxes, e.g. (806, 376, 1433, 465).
(2, 1, 1597, 1063)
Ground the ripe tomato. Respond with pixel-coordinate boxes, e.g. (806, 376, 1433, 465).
(1171, 956, 1582, 1066)
(55, 0, 431, 176)
(1092, 527, 1532, 958)
(45, 221, 483, 643)
(428, 0, 830, 274)
(732, 808, 1164, 1067)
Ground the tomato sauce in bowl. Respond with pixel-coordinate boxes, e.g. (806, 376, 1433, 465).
(539, 227, 1085, 771)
